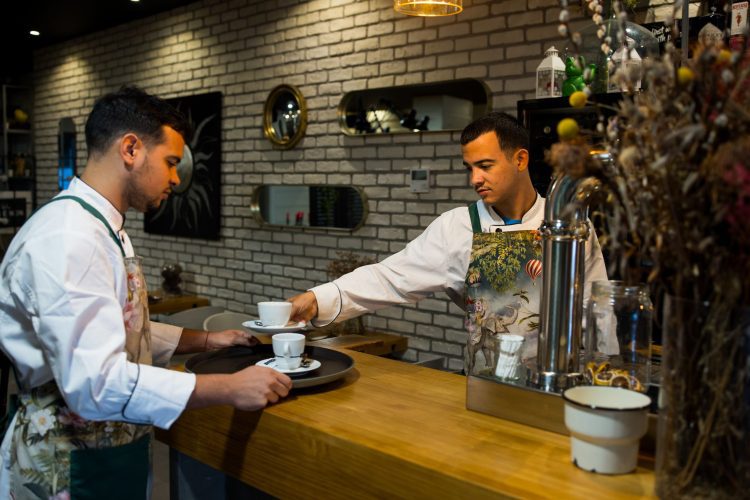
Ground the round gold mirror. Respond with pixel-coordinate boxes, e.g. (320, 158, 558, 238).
(263, 84, 307, 149)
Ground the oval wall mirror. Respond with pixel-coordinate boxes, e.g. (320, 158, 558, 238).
(251, 185, 368, 231)
(338, 78, 491, 135)
(263, 84, 307, 149)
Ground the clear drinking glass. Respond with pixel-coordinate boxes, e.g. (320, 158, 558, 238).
(584, 280, 653, 392)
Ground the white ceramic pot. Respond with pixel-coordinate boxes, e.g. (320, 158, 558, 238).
(562, 386, 651, 474)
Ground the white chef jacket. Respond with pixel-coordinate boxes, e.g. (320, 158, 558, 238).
(312, 194, 608, 324)
(0, 177, 196, 430)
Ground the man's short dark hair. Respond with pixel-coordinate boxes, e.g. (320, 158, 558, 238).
(460, 111, 529, 158)
(85, 86, 192, 158)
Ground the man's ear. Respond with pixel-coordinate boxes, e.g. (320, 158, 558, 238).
(513, 148, 529, 172)
(119, 133, 140, 168)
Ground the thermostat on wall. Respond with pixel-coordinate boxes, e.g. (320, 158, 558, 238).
(410, 168, 430, 193)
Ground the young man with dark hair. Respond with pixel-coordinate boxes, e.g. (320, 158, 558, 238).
(0, 86, 291, 498)
(289, 111, 608, 373)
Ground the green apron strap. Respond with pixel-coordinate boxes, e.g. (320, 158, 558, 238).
(468, 202, 482, 234)
(36, 195, 126, 257)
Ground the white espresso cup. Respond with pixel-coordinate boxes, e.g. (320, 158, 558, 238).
(272, 333, 305, 370)
(257, 301, 292, 327)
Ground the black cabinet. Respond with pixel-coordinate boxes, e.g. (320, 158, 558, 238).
(517, 93, 622, 196)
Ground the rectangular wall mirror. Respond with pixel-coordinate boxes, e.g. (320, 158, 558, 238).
(338, 79, 491, 135)
(251, 185, 368, 231)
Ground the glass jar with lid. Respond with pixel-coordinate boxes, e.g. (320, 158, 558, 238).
(584, 280, 653, 392)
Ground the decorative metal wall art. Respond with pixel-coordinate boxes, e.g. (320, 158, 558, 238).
(144, 91, 222, 240)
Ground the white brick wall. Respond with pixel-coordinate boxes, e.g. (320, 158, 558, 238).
(32, 0, 588, 371)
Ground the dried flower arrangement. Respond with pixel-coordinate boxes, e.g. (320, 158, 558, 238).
(322, 251, 376, 336)
(551, 0, 750, 496)
(327, 251, 376, 280)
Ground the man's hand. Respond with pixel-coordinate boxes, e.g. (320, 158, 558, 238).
(175, 328, 257, 354)
(228, 366, 292, 410)
(206, 329, 257, 350)
(288, 291, 318, 323)
(188, 367, 292, 411)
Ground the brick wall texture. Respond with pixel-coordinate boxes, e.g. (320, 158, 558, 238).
(32, 0, 588, 371)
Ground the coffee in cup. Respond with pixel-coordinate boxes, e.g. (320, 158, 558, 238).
(272, 333, 305, 370)
(257, 301, 292, 327)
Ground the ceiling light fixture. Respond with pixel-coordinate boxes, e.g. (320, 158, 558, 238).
(394, 0, 463, 16)
(29, 30, 40, 36)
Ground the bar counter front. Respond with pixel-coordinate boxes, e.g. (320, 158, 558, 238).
(156, 349, 655, 498)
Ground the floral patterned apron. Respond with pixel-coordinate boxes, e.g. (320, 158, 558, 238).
(463, 202, 543, 376)
(6, 196, 153, 500)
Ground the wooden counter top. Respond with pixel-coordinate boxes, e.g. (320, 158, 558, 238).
(308, 331, 408, 356)
(148, 293, 210, 315)
(156, 349, 655, 498)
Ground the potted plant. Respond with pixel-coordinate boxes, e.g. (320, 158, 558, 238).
(552, 0, 750, 496)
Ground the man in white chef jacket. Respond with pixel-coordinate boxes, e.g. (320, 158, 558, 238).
(0, 86, 292, 499)
(288, 112, 608, 373)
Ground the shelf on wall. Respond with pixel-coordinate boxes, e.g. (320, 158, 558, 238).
(0, 197, 27, 229)
(1, 83, 36, 223)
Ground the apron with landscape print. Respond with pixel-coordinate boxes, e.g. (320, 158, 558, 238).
(5, 195, 153, 500)
(463, 201, 543, 378)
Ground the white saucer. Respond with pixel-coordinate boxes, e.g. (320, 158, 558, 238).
(256, 357, 322, 375)
(242, 320, 306, 334)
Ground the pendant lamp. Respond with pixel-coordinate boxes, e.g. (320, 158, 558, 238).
(394, 0, 463, 17)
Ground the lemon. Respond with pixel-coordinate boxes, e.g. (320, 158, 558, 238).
(13, 108, 29, 124)
(629, 375, 643, 392)
(677, 66, 695, 86)
(557, 118, 579, 140)
(593, 371, 613, 386)
(585, 367, 596, 384)
(717, 49, 731, 64)
(610, 374, 630, 388)
(568, 91, 587, 108)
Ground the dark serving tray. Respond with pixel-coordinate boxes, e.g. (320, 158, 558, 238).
(185, 345, 355, 389)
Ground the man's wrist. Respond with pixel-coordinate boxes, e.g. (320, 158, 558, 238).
(308, 283, 341, 327)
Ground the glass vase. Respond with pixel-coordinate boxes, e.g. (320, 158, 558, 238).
(656, 295, 750, 498)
